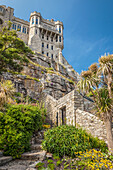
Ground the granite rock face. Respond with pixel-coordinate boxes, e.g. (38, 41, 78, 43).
(1, 53, 79, 100)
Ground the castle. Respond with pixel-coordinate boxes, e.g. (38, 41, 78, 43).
(0, 5, 65, 65)
(0, 5, 107, 142)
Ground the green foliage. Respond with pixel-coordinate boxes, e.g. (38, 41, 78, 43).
(0, 21, 33, 73)
(42, 125, 107, 158)
(36, 162, 44, 169)
(47, 163, 55, 170)
(0, 104, 45, 158)
(47, 159, 53, 163)
(56, 160, 62, 166)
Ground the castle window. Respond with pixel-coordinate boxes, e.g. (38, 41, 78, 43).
(12, 23, 17, 30)
(42, 34, 44, 39)
(51, 45, 53, 50)
(23, 26, 26, 33)
(56, 36, 58, 42)
(42, 43, 44, 47)
(47, 44, 49, 48)
(32, 17, 34, 24)
(27, 28, 29, 34)
(42, 51, 44, 54)
(51, 54, 53, 59)
(59, 26, 61, 33)
(47, 53, 49, 56)
(36, 29, 37, 34)
(36, 17, 38, 24)
(17, 24, 21, 32)
(51, 37, 53, 42)
(0, 7, 3, 12)
(59, 36, 61, 42)
(47, 36, 49, 40)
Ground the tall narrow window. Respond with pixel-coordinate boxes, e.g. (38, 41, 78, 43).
(51, 54, 53, 59)
(59, 26, 61, 33)
(51, 37, 53, 42)
(17, 24, 21, 32)
(59, 36, 61, 42)
(12, 24, 15, 29)
(42, 51, 44, 54)
(36, 17, 38, 24)
(47, 53, 49, 56)
(51, 45, 53, 50)
(23, 26, 26, 33)
(24, 27, 26, 34)
(23, 27, 25, 33)
(42, 43, 44, 47)
(27, 28, 29, 34)
(56, 36, 58, 42)
(32, 17, 34, 24)
(47, 44, 49, 48)
(36, 29, 37, 34)
(47, 36, 49, 40)
(0, 7, 3, 11)
(42, 34, 44, 39)
(14, 24, 17, 30)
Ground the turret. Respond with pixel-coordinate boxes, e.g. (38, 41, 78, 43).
(28, 11, 41, 45)
(55, 21, 64, 50)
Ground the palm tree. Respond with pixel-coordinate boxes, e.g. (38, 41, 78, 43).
(77, 58, 113, 153)
(98, 54, 113, 153)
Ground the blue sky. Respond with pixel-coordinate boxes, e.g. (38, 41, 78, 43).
(1, 0, 113, 73)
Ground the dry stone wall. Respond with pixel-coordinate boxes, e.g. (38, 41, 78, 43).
(76, 109, 107, 142)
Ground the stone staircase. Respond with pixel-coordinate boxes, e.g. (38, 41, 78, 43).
(21, 130, 46, 161)
(0, 130, 47, 170)
(0, 151, 12, 166)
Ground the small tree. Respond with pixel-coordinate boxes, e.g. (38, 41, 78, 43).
(77, 55, 113, 153)
(0, 22, 32, 73)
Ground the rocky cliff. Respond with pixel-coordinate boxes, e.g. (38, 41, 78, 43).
(1, 52, 79, 100)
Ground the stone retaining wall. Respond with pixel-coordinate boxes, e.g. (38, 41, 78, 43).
(76, 109, 107, 142)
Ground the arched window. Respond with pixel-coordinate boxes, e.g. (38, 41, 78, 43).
(36, 17, 38, 24)
(32, 17, 34, 24)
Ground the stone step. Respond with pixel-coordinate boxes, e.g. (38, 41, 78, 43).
(0, 156, 12, 166)
(31, 144, 42, 151)
(21, 151, 46, 161)
(35, 139, 43, 144)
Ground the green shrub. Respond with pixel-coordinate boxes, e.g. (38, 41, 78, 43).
(0, 104, 45, 158)
(47, 159, 53, 163)
(56, 160, 62, 166)
(42, 125, 107, 158)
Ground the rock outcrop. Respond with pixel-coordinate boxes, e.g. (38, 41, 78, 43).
(1, 52, 79, 100)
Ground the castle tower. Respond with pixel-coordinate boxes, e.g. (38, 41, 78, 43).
(28, 11, 64, 63)
(28, 11, 41, 52)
